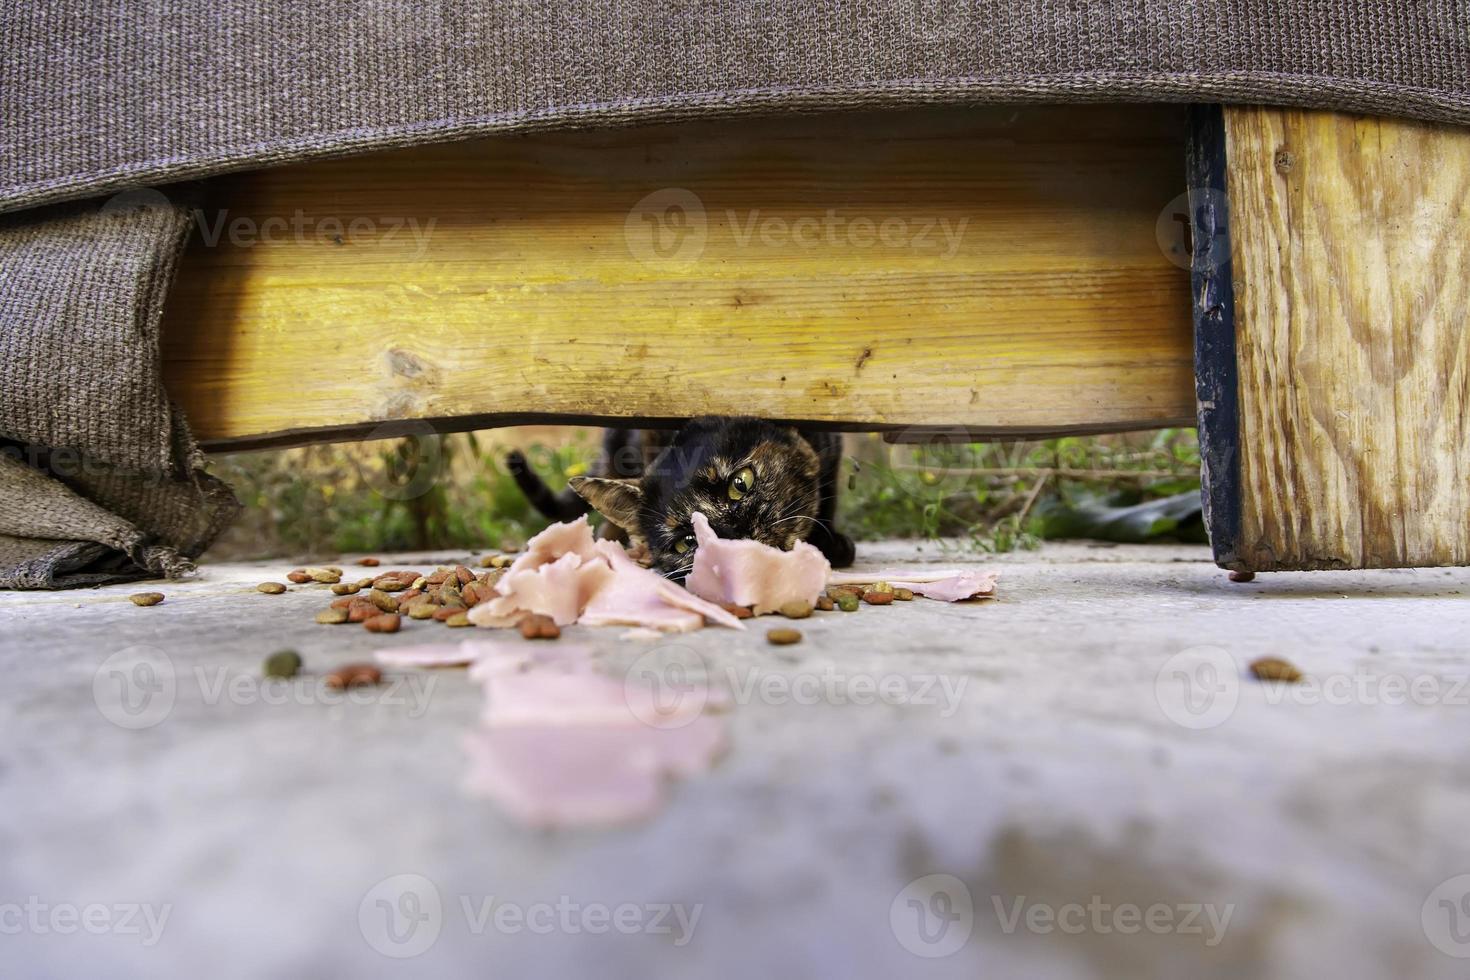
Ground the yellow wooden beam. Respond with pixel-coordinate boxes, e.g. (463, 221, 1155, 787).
(161, 105, 1196, 449)
(1224, 105, 1470, 569)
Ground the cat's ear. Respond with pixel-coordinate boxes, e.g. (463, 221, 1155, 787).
(568, 476, 644, 529)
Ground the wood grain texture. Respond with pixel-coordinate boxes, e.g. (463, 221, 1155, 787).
(1226, 106, 1470, 570)
(160, 105, 1195, 449)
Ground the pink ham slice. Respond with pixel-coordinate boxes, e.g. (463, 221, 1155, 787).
(374, 642, 484, 668)
(466, 642, 602, 682)
(581, 540, 745, 631)
(887, 570, 999, 602)
(468, 550, 615, 627)
(684, 512, 829, 615)
(500, 515, 600, 577)
(469, 520, 745, 632)
(827, 566, 999, 601)
(482, 669, 729, 729)
(462, 716, 728, 828)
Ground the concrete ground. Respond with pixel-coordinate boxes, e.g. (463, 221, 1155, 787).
(4, 541, 1470, 979)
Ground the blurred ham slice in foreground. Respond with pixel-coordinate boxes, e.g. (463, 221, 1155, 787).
(464, 646, 728, 827)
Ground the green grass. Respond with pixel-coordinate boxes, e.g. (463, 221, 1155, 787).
(205, 428, 1202, 560)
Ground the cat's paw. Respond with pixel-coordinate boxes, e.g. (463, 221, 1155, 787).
(811, 527, 856, 568)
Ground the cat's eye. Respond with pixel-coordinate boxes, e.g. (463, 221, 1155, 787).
(728, 466, 757, 501)
(673, 533, 696, 554)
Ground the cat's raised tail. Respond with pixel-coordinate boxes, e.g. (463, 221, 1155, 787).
(505, 449, 592, 522)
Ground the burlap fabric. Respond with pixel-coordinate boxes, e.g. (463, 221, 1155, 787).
(1, 1, 1466, 587)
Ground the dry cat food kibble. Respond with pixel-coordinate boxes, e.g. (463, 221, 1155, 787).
(263, 650, 302, 678)
(719, 603, 754, 620)
(256, 582, 286, 594)
(766, 627, 803, 645)
(324, 663, 382, 690)
(778, 600, 813, 619)
(129, 592, 164, 607)
(407, 601, 436, 620)
(330, 582, 359, 596)
(445, 612, 471, 628)
(316, 608, 349, 625)
(364, 613, 402, 633)
(306, 567, 341, 584)
(1249, 657, 1302, 682)
(368, 589, 398, 613)
(286, 570, 313, 584)
(1229, 570, 1257, 583)
(894, 588, 914, 601)
(356, 557, 381, 566)
(815, 596, 834, 611)
(519, 614, 561, 640)
(837, 594, 860, 612)
(862, 590, 894, 605)
(868, 581, 894, 594)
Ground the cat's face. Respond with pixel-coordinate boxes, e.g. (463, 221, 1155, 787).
(570, 417, 822, 579)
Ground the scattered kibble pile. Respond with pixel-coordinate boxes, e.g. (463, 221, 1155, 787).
(282, 561, 510, 633)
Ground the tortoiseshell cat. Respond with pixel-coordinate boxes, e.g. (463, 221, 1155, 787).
(507, 417, 855, 579)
